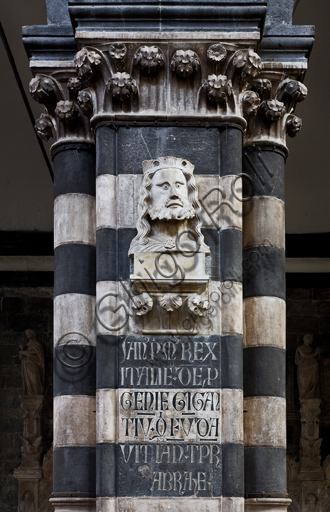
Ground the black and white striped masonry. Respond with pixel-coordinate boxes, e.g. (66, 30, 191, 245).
(220, 126, 244, 512)
(243, 145, 287, 498)
(52, 142, 97, 502)
(94, 123, 244, 512)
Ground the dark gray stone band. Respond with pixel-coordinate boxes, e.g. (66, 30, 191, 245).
(54, 244, 96, 297)
(221, 335, 243, 390)
(243, 246, 285, 300)
(53, 144, 96, 199)
(97, 335, 117, 390)
(221, 229, 243, 282)
(220, 126, 242, 177)
(243, 346, 286, 398)
(53, 446, 96, 494)
(243, 146, 285, 201)
(54, 346, 96, 397)
(96, 443, 116, 497)
(244, 447, 287, 495)
(96, 228, 136, 282)
(222, 443, 244, 497)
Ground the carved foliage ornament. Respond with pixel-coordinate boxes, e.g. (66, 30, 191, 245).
(29, 75, 57, 103)
(74, 47, 101, 80)
(67, 76, 82, 93)
(107, 72, 138, 101)
(242, 90, 261, 118)
(188, 294, 210, 317)
(287, 116, 302, 138)
(202, 74, 232, 103)
(232, 48, 262, 79)
(34, 114, 53, 141)
(159, 294, 183, 312)
(55, 100, 79, 123)
(207, 43, 227, 63)
(252, 78, 272, 97)
(260, 99, 286, 121)
(134, 46, 165, 74)
(171, 50, 200, 78)
(77, 89, 93, 115)
(109, 42, 127, 61)
(132, 293, 153, 316)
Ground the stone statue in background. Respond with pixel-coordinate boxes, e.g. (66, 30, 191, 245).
(129, 156, 209, 255)
(19, 329, 45, 395)
(295, 333, 320, 399)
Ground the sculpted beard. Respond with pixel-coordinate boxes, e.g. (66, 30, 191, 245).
(148, 196, 196, 221)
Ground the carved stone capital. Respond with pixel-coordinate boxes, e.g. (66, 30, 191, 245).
(30, 40, 308, 149)
(244, 71, 308, 150)
(29, 69, 94, 144)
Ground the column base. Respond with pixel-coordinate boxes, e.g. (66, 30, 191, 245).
(50, 497, 96, 512)
(245, 498, 291, 512)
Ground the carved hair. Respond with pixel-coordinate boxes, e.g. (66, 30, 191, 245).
(129, 159, 209, 255)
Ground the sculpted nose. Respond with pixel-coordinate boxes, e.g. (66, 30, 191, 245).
(169, 185, 179, 197)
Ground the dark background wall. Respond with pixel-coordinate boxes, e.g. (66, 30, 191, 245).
(286, 285, 330, 462)
(0, 286, 53, 512)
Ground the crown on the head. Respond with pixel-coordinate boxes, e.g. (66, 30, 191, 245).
(142, 156, 195, 176)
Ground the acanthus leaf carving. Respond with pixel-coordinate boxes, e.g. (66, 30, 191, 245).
(252, 78, 272, 98)
(187, 294, 210, 317)
(287, 115, 302, 138)
(29, 75, 62, 104)
(276, 78, 308, 104)
(232, 47, 262, 80)
(242, 90, 261, 118)
(109, 42, 127, 61)
(107, 72, 138, 101)
(134, 46, 165, 75)
(171, 50, 200, 78)
(259, 99, 286, 121)
(55, 100, 80, 123)
(77, 89, 93, 115)
(132, 293, 153, 316)
(202, 74, 233, 103)
(67, 76, 83, 94)
(34, 113, 54, 141)
(74, 47, 102, 81)
(158, 294, 183, 312)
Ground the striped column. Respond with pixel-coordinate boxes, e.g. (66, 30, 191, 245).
(220, 126, 244, 512)
(51, 142, 96, 512)
(242, 145, 288, 509)
(95, 126, 117, 512)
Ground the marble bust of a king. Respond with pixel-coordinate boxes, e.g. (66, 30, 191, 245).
(128, 156, 209, 255)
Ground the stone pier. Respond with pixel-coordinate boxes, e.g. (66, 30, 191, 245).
(22, 1, 314, 511)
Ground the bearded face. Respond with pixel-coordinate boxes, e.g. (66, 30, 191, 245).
(148, 168, 196, 221)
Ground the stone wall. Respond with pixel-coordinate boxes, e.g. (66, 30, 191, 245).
(0, 286, 53, 512)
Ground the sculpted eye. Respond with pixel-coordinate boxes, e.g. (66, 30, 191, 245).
(163, 185, 169, 190)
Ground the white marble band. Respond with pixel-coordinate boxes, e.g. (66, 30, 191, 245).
(54, 193, 96, 248)
(243, 296, 286, 349)
(221, 281, 243, 336)
(222, 389, 243, 444)
(97, 389, 116, 444)
(244, 396, 286, 448)
(243, 196, 285, 251)
(54, 293, 96, 347)
(54, 395, 96, 447)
